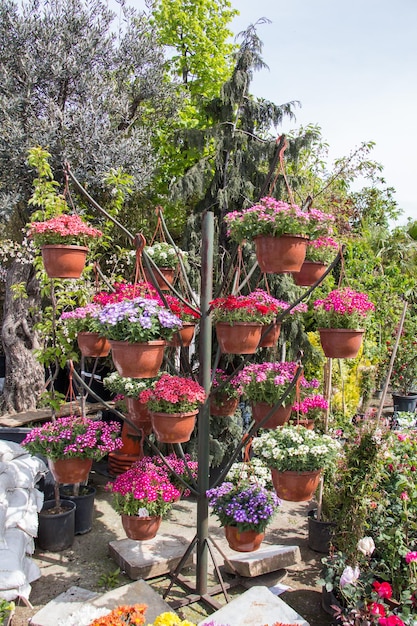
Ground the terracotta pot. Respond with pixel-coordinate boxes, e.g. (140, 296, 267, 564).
(251, 401, 292, 429)
(318, 328, 364, 359)
(259, 323, 281, 348)
(41, 244, 88, 279)
(126, 397, 153, 436)
(215, 322, 262, 354)
(150, 410, 198, 443)
(109, 340, 165, 378)
(210, 394, 239, 417)
(77, 332, 111, 357)
(144, 267, 176, 291)
(271, 468, 322, 502)
(224, 526, 265, 552)
(254, 234, 308, 274)
(167, 323, 196, 348)
(47, 457, 93, 484)
(121, 514, 161, 540)
(118, 422, 145, 456)
(292, 261, 327, 286)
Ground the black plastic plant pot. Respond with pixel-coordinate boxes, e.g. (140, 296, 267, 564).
(37, 499, 76, 552)
(59, 486, 96, 535)
(392, 393, 417, 413)
(307, 508, 335, 553)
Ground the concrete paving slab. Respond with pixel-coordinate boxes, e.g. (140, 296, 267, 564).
(29, 580, 175, 626)
(29, 586, 99, 626)
(223, 544, 301, 577)
(108, 533, 194, 580)
(197, 585, 310, 626)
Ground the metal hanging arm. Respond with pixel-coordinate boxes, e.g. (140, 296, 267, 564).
(64, 162, 135, 242)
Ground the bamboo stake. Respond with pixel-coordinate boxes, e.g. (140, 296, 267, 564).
(375, 300, 408, 427)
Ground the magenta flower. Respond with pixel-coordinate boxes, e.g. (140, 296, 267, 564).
(405, 551, 417, 563)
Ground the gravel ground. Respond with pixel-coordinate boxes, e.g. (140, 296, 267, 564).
(12, 466, 335, 626)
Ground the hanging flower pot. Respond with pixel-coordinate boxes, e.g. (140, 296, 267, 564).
(167, 322, 196, 348)
(224, 526, 265, 552)
(47, 457, 93, 484)
(318, 328, 365, 359)
(41, 244, 89, 279)
(150, 410, 198, 443)
(271, 468, 322, 502)
(254, 234, 308, 274)
(251, 401, 292, 429)
(144, 267, 176, 291)
(210, 394, 239, 417)
(126, 397, 153, 436)
(109, 340, 166, 378)
(121, 514, 161, 540)
(259, 322, 282, 348)
(77, 332, 111, 357)
(292, 261, 327, 286)
(215, 322, 262, 354)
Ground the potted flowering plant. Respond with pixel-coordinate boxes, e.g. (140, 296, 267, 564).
(224, 197, 334, 273)
(94, 297, 182, 378)
(164, 295, 200, 347)
(107, 459, 181, 540)
(60, 303, 110, 357)
(209, 368, 240, 416)
(210, 290, 285, 354)
(139, 373, 206, 443)
(291, 393, 329, 430)
(235, 361, 319, 428)
(206, 481, 281, 552)
(313, 287, 375, 359)
(293, 236, 339, 286)
(150, 453, 198, 497)
(22, 415, 122, 484)
(252, 424, 339, 502)
(28, 213, 103, 278)
(226, 458, 273, 490)
(144, 242, 187, 291)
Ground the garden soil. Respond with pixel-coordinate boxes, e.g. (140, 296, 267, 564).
(11, 463, 335, 626)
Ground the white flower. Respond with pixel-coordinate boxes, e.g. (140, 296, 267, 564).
(340, 565, 360, 587)
(357, 537, 375, 556)
(137, 507, 150, 517)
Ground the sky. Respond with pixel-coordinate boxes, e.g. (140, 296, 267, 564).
(228, 0, 417, 226)
(113, 0, 417, 226)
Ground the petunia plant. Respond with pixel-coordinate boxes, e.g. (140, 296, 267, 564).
(314, 288, 375, 330)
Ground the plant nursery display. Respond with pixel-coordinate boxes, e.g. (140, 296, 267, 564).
(206, 481, 280, 551)
(313, 287, 375, 358)
(29, 213, 103, 278)
(22, 415, 122, 483)
(252, 424, 339, 501)
(107, 459, 181, 540)
(139, 373, 206, 443)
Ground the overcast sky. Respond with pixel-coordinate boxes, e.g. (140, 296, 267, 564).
(117, 0, 417, 226)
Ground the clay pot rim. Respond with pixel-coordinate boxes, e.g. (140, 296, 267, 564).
(41, 244, 89, 251)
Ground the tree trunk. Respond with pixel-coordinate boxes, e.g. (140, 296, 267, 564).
(1, 258, 44, 413)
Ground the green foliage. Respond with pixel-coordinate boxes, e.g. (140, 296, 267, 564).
(97, 568, 121, 590)
(0, 599, 15, 624)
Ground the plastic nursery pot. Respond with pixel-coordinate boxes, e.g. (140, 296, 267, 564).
(37, 499, 76, 551)
(59, 486, 96, 535)
(307, 509, 335, 553)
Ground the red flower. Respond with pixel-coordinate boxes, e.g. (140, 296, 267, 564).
(379, 617, 405, 626)
(373, 581, 392, 599)
(369, 602, 386, 617)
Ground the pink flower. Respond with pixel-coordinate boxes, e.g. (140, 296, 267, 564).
(340, 565, 360, 587)
(369, 602, 386, 617)
(405, 551, 417, 563)
(379, 617, 405, 626)
(400, 492, 409, 501)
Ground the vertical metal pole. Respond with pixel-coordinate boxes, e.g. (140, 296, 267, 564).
(196, 211, 214, 595)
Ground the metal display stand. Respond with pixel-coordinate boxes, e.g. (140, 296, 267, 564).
(65, 164, 341, 608)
